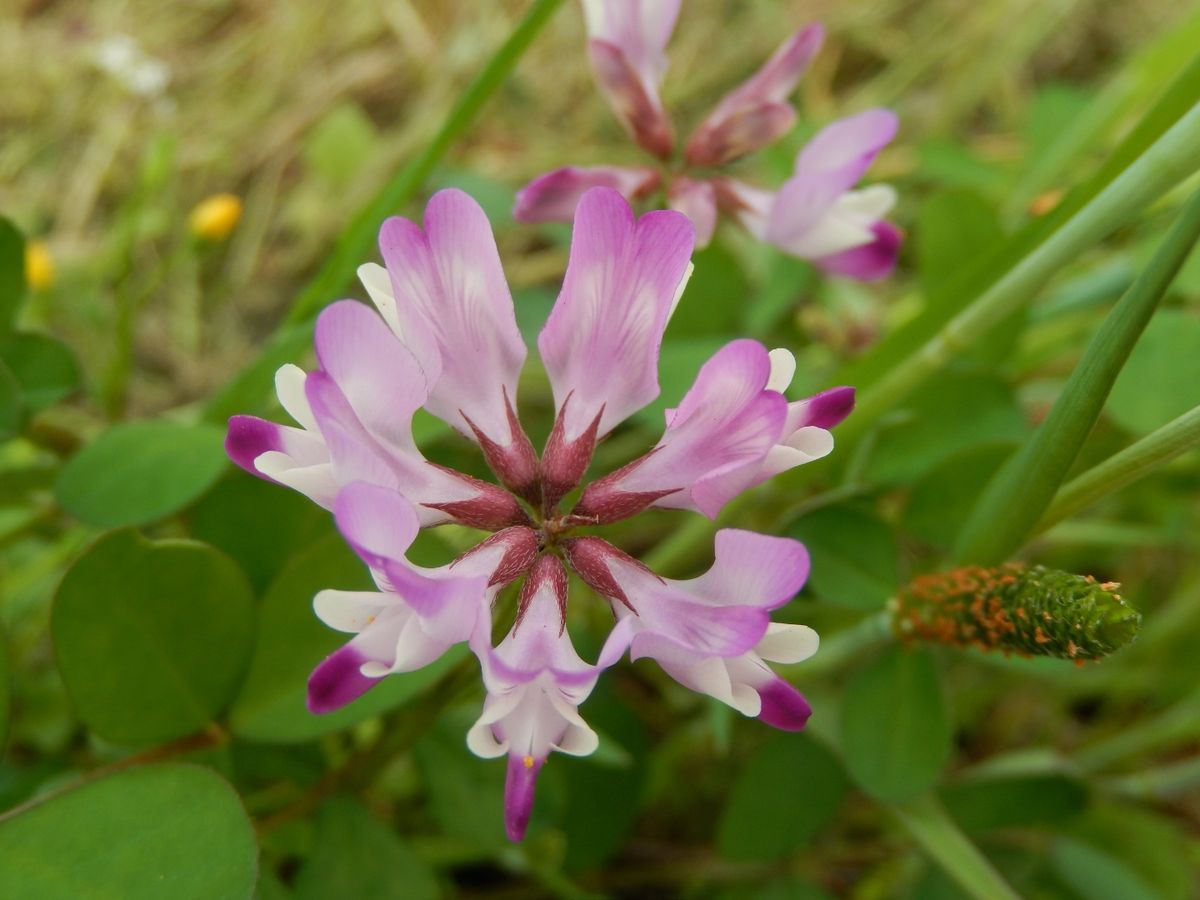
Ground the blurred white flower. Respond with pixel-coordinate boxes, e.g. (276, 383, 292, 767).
(93, 34, 170, 98)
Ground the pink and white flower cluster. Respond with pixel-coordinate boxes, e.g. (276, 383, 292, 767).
(515, 1, 901, 280)
(227, 187, 852, 841)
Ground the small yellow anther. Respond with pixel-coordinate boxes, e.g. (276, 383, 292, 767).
(522, 755, 534, 769)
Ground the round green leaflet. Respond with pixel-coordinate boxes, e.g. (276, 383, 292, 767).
(0, 764, 258, 900)
(0, 332, 81, 416)
(55, 420, 229, 528)
(841, 646, 952, 802)
(52, 530, 255, 745)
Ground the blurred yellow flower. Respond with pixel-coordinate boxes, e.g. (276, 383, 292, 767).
(189, 193, 243, 241)
(1028, 189, 1064, 217)
(25, 240, 54, 291)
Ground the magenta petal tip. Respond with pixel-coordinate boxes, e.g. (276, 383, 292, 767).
(225, 415, 282, 474)
(307, 646, 380, 714)
(504, 754, 546, 842)
(756, 677, 813, 731)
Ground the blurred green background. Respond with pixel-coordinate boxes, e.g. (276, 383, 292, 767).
(2, 1, 1200, 898)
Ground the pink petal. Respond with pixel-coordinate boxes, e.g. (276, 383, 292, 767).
(667, 176, 718, 247)
(333, 482, 489, 630)
(590, 533, 808, 658)
(689, 529, 811, 612)
(538, 187, 694, 440)
(582, 0, 680, 157)
(761, 111, 898, 254)
(514, 166, 660, 223)
(685, 24, 824, 166)
(793, 108, 898, 185)
(576, 339, 787, 520)
(377, 189, 526, 445)
(314, 300, 429, 452)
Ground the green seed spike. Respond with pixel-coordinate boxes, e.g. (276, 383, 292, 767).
(891, 563, 1141, 664)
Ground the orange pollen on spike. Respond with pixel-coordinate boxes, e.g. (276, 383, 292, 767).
(523, 755, 534, 769)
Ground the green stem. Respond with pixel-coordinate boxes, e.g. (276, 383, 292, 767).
(203, 0, 566, 423)
(839, 101, 1200, 450)
(891, 794, 1023, 900)
(1037, 404, 1200, 532)
(1104, 755, 1200, 800)
(1074, 687, 1200, 773)
(955, 185, 1200, 564)
(802, 610, 893, 677)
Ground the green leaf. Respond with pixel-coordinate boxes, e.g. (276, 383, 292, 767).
(0, 627, 9, 750)
(956, 188, 1200, 565)
(842, 647, 951, 801)
(560, 682, 649, 873)
(188, 472, 335, 594)
(0, 332, 81, 415)
(414, 715, 508, 849)
(52, 530, 255, 745)
(56, 421, 229, 528)
(1108, 307, 1200, 434)
(293, 796, 438, 900)
(665, 241, 748, 337)
(841, 55, 1200, 397)
(890, 794, 1022, 900)
(229, 533, 465, 742)
(903, 444, 1016, 550)
(940, 773, 1087, 833)
(304, 103, 380, 187)
(0, 217, 24, 333)
(0, 357, 19, 441)
(715, 878, 835, 900)
(863, 371, 1026, 485)
(1069, 804, 1196, 900)
(717, 733, 849, 861)
(788, 505, 898, 610)
(915, 190, 1004, 298)
(0, 763, 258, 900)
(1051, 838, 1159, 900)
(1039, 403, 1200, 531)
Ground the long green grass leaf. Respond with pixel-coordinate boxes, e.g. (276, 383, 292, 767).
(955, 187, 1200, 565)
(838, 52, 1200, 394)
(1037, 404, 1200, 533)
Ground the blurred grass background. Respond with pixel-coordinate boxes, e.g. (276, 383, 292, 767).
(0, 0, 1188, 415)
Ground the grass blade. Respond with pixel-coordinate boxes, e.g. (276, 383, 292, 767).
(955, 186, 1200, 565)
(891, 793, 1022, 900)
(1037, 404, 1200, 533)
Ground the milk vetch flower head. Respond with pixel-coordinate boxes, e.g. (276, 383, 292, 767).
(226, 187, 852, 840)
(514, 1, 901, 280)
